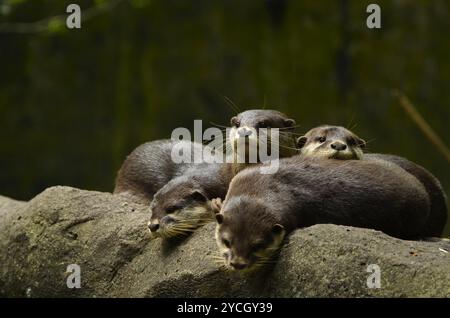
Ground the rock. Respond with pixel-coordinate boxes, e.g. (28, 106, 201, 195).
(0, 195, 26, 219)
(0, 186, 449, 297)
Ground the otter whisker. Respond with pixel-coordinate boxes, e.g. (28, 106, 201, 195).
(260, 136, 297, 150)
(222, 95, 241, 113)
(170, 222, 201, 228)
(208, 256, 227, 264)
(209, 122, 230, 130)
(211, 259, 226, 264)
(169, 226, 195, 232)
(208, 256, 225, 260)
(363, 138, 376, 146)
(214, 139, 233, 153)
(258, 135, 299, 152)
(278, 130, 304, 137)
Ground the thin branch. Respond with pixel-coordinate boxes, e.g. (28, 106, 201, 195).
(393, 89, 450, 164)
(0, 0, 125, 34)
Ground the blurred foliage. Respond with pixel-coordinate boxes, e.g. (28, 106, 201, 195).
(0, 0, 449, 234)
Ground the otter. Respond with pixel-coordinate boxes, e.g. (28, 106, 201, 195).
(296, 125, 448, 237)
(296, 125, 366, 160)
(214, 156, 431, 270)
(113, 109, 298, 237)
(147, 164, 230, 238)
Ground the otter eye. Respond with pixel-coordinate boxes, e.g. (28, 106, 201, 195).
(251, 242, 265, 251)
(317, 136, 326, 143)
(258, 121, 269, 129)
(166, 205, 181, 214)
(222, 238, 231, 248)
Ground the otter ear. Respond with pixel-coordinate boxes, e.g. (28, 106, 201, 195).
(284, 118, 296, 129)
(357, 137, 367, 149)
(230, 116, 238, 126)
(211, 198, 223, 214)
(215, 213, 224, 224)
(190, 190, 207, 202)
(296, 136, 308, 149)
(272, 224, 284, 235)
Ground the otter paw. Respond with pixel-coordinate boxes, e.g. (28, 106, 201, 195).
(211, 198, 223, 214)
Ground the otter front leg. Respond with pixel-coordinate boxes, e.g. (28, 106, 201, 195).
(211, 198, 223, 214)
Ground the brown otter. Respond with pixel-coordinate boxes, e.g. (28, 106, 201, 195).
(296, 125, 448, 237)
(214, 156, 431, 270)
(147, 164, 231, 238)
(219, 109, 298, 175)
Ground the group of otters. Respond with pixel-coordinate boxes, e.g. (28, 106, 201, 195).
(114, 110, 448, 271)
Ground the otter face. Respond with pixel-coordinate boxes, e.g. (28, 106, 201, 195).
(213, 197, 286, 271)
(297, 125, 366, 160)
(147, 178, 214, 238)
(229, 110, 297, 159)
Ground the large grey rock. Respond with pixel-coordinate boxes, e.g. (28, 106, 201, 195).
(0, 186, 449, 297)
(0, 195, 26, 219)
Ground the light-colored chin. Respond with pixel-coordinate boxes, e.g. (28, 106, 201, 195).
(300, 150, 329, 160)
(329, 151, 356, 160)
(302, 147, 362, 160)
(229, 131, 258, 157)
(215, 226, 231, 267)
(157, 205, 215, 238)
(331, 147, 363, 160)
(216, 234, 286, 272)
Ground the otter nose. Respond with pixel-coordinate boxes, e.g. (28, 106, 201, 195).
(331, 142, 347, 151)
(230, 262, 247, 270)
(237, 127, 253, 138)
(148, 223, 160, 232)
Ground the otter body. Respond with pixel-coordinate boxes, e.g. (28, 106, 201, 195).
(215, 157, 431, 270)
(227, 157, 430, 238)
(114, 139, 214, 204)
(364, 153, 448, 237)
(298, 125, 448, 237)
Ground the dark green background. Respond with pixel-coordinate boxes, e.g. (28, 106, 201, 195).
(1, 0, 449, 234)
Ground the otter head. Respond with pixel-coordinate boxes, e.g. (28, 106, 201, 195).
(147, 176, 214, 238)
(229, 110, 297, 161)
(213, 196, 286, 271)
(297, 125, 366, 160)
